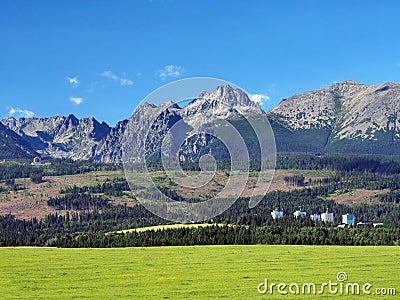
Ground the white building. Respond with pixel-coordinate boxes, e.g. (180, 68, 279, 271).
(321, 210, 334, 223)
(30, 156, 51, 166)
(310, 214, 321, 221)
(294, 210, 307, 218)
(31, 157, 42, 166)
(342, 213, 355, 226)
(271, 209, 283, 220)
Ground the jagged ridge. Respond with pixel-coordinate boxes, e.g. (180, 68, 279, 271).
(2, 81, 400, 161)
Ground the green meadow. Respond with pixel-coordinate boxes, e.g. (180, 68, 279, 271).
(0, 245, 398, 299)
(112, 223, 228, 233)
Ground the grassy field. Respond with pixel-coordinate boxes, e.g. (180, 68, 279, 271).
(0, 171, 126, 220)
(0, 245, 398, 299)
(112, 223, 227, 233)
(0, 169, 333, 220)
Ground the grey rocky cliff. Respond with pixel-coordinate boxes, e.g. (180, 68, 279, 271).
(3, 81, 400, 161)
(95, 85, 261, 162)
(0, 121, 38, 159)
(269, 80, 400, 142)
(1, 114, 111, 159)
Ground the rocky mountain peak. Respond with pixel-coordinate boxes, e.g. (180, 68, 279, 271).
(95, 85, 264, 162)
(1, 114, 111, 160)
(342, 79, 363, 85)
(269, 80, 400, 150)
(198, 84, 258, 107)
(183, 85, 263, 120)
(4, 80, 400, 161)
(0, 121, 38, 159)
(66, 114, 79, 122)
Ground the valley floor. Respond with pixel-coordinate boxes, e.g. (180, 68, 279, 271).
(0, 168, 366, 220)
(0, 245, 398, 299)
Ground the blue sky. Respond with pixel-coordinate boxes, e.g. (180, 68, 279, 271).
(1, 0, 400, 126)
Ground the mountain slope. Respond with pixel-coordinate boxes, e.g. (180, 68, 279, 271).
(2, 81, 400, 161)
(1, 115, 111, 159)
(95, 102, 184, 163)
(96, 85, 265, 162)
(184, 85, 263, 119)
(0, 122, 38, 160)
(269, 80, 400, 154)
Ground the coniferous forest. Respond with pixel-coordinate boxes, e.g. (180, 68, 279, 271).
(0, 154, 400, 247)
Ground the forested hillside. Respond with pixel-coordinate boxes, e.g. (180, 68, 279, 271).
(0, 154, 399, 247)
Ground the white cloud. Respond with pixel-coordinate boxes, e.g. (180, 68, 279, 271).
(249, 94, 270, 105)
(100, 71, 133, 86)
(157, 65, 184, 80)
(8, 107, 35, 118)
(67, 76, 79, 88)
(70, 97, 83, 105)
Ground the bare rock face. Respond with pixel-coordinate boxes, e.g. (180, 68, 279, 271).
(92, 119, 128, 163)
(269, 80, 367, 130)
(335, 82, 400, 141)
(1, 114, 111, 159)
(3, 81, 400, 161)
(95, 85, 263, 162)
(2, 85, 261, 162)
(184, 85, 264, 122)
(0, 122, 38, 160)
(95, 102, 184, 163)
(269, 81, 400, 146)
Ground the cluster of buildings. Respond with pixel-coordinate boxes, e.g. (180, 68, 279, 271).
(271, 207, 335, 223)
(270, 208, 383, 228)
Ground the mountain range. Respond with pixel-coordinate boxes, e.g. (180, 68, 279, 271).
(2, 80, 400, 161)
